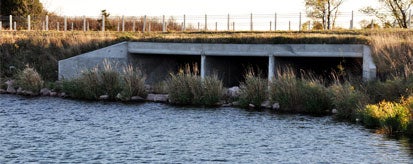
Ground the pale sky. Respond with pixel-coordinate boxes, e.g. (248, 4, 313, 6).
(39, 0, 380, 30)
(40, 0, 377, 17)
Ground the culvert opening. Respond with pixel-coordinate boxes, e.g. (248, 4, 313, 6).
(276, 57, 363, 82)
(205, 56, 268, 87)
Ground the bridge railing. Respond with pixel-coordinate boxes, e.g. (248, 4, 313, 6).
(0, 10, 411, 32)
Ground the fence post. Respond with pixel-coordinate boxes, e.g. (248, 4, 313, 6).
(289, 21, 291, 31)
(371, 19, 374, 29)
(71, 22, 74, 31)
(198, 22, 200, 31)
(274, 12, 277, 31)
(205, 14, 207, 31)
(133, 20, 136, 32)
(409, 10, 411, 29)
(122, 15, 125, 32)
(148, 23, 151, 32)
(45, 15, 49, 31)
(9, 15, 12, 31)
(0, 22, 2, 31)
(233, 22, 235, 31)
(270, 21, 272, 31)
(299, 12, 302, 31)
(101, 15, 105, 32)
(350, 10, 354, 29)
(162, 15, 166, 32)
(27, 15, 31, 31)
(215, 22, 217, 31)
(13, 21, 16, 31)
(64, 16, 67, 31)
(117, 22, 120, 31)
(250, 13, 253, 31)
(87, 21, 89, 31)
(142, 15, 146, 32)
(83, 16, 86, 31)
(183, 14, 186, 31)
(227, 14, 230, 31)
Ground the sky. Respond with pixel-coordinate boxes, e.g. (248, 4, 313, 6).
(40, 0, 378, 17)
(39, 0, 380, 30)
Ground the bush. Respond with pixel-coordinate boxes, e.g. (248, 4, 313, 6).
(119, 65, 147, 100)
(364, 78, 409, 103)
(360, 100, 411, 134)
(329, 82, 368, 121)
(238, 70, 268, 108)
(16, 66, 44, 93)
(270, 71, 331, 115)
(167, 64, 224, 106)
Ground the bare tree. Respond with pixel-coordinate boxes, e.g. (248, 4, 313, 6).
(361, 0, 412, 28)
(305, 0, 344, 30)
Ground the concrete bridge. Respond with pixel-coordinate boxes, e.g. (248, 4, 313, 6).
(58, 42, 376, 86)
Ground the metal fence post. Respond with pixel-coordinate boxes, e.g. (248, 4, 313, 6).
(143, 15, 146, 32)
(250, 13, 253, 31)
(45, 15, 49, 31)
(27, 15, 31, 31)
(83, 16, 86, 31)
(64, 16, 67, 31)
(102, 15, 105, 32)
(299, 12, 302, 31)
(274, 12, 277, 31)
(122, 15, 125, 32)
(133, 20, 136, 32)
(162, 15, 166, 32)
(9, 15, 12, 31)
(183, 14, 186, 31)
(350, 10, 354, 29)
(205, 14, 207, 31)
(227, 14, 230, 31)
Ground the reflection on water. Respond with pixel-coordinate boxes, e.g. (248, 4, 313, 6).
(0, 94, 412, 163)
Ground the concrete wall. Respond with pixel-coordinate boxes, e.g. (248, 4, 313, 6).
(58, 42, 376, 85)
(58, 42, 128, 80)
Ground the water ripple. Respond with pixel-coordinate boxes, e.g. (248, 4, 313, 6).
(0, 94, 412, 163)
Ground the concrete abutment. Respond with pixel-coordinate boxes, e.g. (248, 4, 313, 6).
(59, 42, 377, 86)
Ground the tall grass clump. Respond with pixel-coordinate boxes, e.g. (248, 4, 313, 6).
(16, 65, 44, 93)
(62, 68, 103, 100)
(119, 65, 147, 100)
(238, 69, 268, 108)
(100, 60, 122, 99)
(360, 99, 411, 135)
(270, 69, 331, 115)
(167, 64, 223, 106)
(329, 82, 368, 121)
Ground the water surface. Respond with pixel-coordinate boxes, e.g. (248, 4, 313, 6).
(0, 95, 412, 163)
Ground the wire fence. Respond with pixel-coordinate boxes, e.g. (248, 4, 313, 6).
(0, 10, 411, 32)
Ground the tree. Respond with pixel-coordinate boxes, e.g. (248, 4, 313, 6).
(0, 0, 44, 17)
(361, 0, 413, 28)
(305, 0, 345, 30)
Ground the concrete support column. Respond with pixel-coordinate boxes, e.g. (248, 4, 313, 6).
(201, 54, 206, 80)
(27, 15, 31, 31)
(268, 55, 276, 82)
(362, 45, 377, 81)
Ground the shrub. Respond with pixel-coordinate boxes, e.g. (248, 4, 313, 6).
(364, 78, 410, 103)
(329, 82, 368, 121)
(360, 100, 411, 134)
(238, 70, 268, 108)
(16, 66, 44, 93)
(100, 61, 122, 99)
(270, 70, 331, 115)
(167, 64, 224, 106)
(119, 65, 147, 100)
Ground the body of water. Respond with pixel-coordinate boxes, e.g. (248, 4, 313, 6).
(0, 94, 412, 163)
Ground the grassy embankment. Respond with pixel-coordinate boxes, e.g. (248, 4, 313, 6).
(1, 29, 413, 137)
